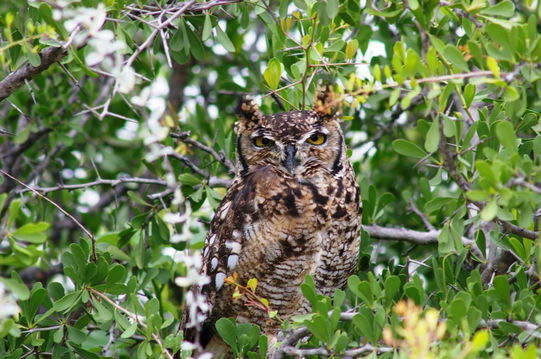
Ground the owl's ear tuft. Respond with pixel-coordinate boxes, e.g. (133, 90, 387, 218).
(236, 96, 263, 125)
(314, 84, 337, 120)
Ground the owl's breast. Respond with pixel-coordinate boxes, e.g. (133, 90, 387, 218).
(251, 169, 337, 230)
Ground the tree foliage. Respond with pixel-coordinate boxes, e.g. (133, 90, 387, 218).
(1, 0, 541, 358)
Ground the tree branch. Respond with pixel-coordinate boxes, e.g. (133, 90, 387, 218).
(274, 312, 393, 358)
(482, 319, 540, 333)
(17, 177, 167, 194)
(171, 131, 236, 174)
(0, 169, 97, 262)
(0, 46, 67, 102)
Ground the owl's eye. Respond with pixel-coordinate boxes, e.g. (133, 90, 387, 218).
(253, 136, 274, 147)
(306, 133, 327, 145)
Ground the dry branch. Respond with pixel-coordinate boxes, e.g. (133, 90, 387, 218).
(171, 131, 237, 174)
(17, 177, 167, 194)
(363, 224, 482, 258)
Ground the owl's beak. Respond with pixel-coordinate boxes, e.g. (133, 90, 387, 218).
(284, 144, 298, 173)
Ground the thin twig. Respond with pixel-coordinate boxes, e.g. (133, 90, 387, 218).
(170, 131, 236, 174)
(89, 288, 174, 359)
(0, 169, 97, 262)
(17, 177, 167, 194)
(409, 199, 436, 231)
(21, 325, 62, 334)
(509, 177, 541, 195)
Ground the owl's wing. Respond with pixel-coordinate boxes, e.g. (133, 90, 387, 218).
(200, 174, 258, 303)
(181, 177, 250, 345)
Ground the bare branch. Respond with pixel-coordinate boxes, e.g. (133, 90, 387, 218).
(21, 325, 63, 334)
(509, 177, 541, 195)
(171, 131, 236, 174)
(363, 224, 483, 259)
(482, 319, 541, 334)
(409, 199, 435, 231)
(17, 177, 167, 194)
(275, 312, 393, 358)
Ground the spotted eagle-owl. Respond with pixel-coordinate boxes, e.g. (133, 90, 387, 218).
(189, 89, 362, 355)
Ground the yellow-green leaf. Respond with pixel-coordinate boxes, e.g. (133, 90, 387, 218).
(481, 200, 498, 221)
(263, 57, 282, 90)
(486, 57, 500, 78)
(345, 39, 358, 60)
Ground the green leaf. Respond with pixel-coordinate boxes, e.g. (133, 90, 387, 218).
(0, 273, 30, 300)
(495, 121, 517, 152)
(384, 275, 401, 302)
(424, 117, 440, 153)
(120, 321, 138, 339)
(92, 297, 112, 322)
(392, 139, 427, 158)
(263, 57, 282, 90)
(127, 191, 152, 206)
(11, 222, 50, 244)
(464, 83, 475, 108)
(178, 173, 201, 186)
(400, 86, 421, 109)
(215, 25, 235, 53)
(509, 237, 526, 262)
(301, 275, 318, 306)
(467, 190, 490, 202)
(53, 291, 82, 312)
(443, 46, 469, 72)
(347, 277, 374, 307)
(202, 13, 212, 41)
(480, 200, 498, 221)
(305, 315, 331, 343)
(186, 27, 205, 61)
(389, 88, 400, 106)
(504, 86, 519, 102)
(27, 50, 41, 67)
(480, 0, 515, 17)
(326, 0, 339, 18)
(475, 160, 497, 186)
(215, 318, 238, 352)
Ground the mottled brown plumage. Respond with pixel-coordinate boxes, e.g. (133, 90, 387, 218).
(191, 90, 362, 355)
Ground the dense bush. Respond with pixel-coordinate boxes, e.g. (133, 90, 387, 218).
(0, 0, 540, 358)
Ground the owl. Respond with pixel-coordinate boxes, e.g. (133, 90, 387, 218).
(186, 89, 362, 356)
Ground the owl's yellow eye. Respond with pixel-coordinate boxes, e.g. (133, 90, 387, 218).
(306, 133, 327, 145)
(253, 136, 274, 147)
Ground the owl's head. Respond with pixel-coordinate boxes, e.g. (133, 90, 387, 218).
(235, 89, 346, 177)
